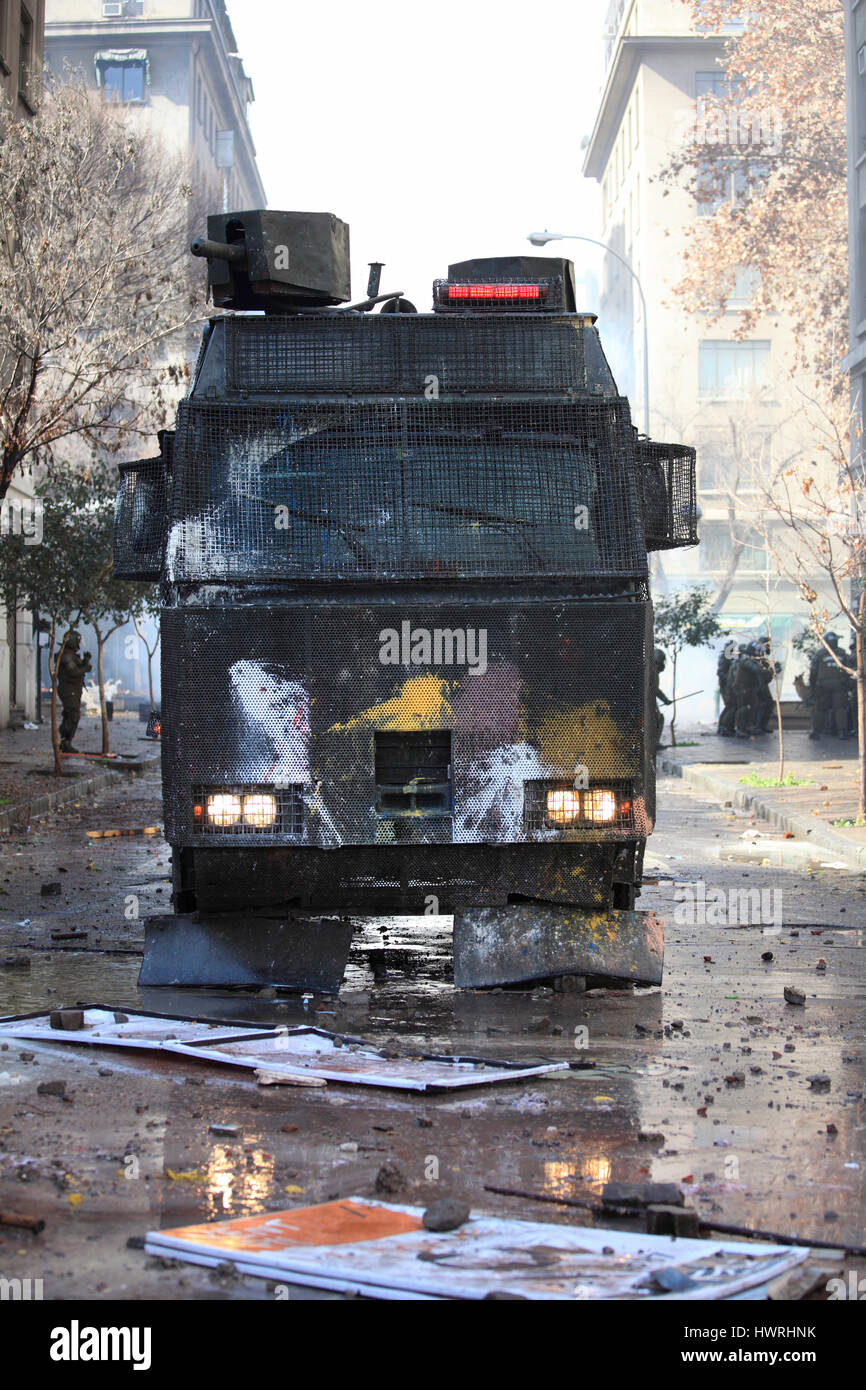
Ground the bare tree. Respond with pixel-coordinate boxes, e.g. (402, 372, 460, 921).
(0, 74, 206, 502)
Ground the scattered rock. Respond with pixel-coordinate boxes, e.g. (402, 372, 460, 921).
(49, 1009, 84, 1031)
(209, 1123, 240, 1137)
(724, 1072, 745, 1087)
(113, 1012, 129, 1024)
(761, 951, 774, 962)
(37, 1080, 67, 1097)
(826, 1122, 838, 1136)
(602, 1181, 683, 1209)
(528, 1016, 552, 1034)
(40, 883, 62, 897)
(422, 1198, 471, 1232)
(637, 1130, 665, 1144)
(374, 1161, 407, 1195)
(783, 987, 805, 1006)
(807, 1074, 831, 1092)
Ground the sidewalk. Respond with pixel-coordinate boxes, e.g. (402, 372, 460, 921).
(660, 723, 866, 873)
(0, 708, 158, 833)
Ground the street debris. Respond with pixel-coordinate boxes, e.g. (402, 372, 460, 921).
(85, 827, 161, 839)
(422, 1198, 471, 1232)
(784, 986, 806, 1006)
(0, 1006, 569, 1092)
(143, 1197, 809, 1300)
(0, 1210, 45, 1234)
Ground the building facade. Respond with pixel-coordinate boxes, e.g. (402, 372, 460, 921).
(1, 1, 46, 726)
(45, 0, 265, 209)
(583, 0, 833, 713)
(0, 0, 46, 115)
(842, 1, 866, 474)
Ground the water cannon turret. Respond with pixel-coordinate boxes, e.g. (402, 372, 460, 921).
(191, 209, 351, 312)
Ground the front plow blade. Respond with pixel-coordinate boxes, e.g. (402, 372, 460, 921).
(139, 913, 354, 991)
(453, 905, 664, 989)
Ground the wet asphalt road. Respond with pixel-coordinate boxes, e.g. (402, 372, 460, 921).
(0, 765, 864, 1299)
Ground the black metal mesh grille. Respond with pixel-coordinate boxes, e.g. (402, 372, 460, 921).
(160, 598, 654, 852)
(114, 456, 167, 580)
(638, 439, 698, 551)
(166, 399, 646, 582)
(224, 314, 591, 394)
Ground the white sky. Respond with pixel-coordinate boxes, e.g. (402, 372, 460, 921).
(229, 0, 607, 307)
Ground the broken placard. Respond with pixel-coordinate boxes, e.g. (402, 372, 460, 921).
(0, 1006, 568, 1092)
(143, 1197, 809, 1301)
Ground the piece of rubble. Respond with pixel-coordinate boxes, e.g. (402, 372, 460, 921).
(423, 1199, 471, 1232)
(783, 987, 806, 1006)
(40, 883, 62, 897)
(37, 1080, 67, 1097)
(374, 1162, 407, 1195)
(209, 1124, 240, 1137)
(49, 1009, 84, 1031)
(602, 1181, 683, 1209)
(807, 1074, 831, 1092)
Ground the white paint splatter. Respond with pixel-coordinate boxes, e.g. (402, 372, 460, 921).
(459, 742, 550, 841)
(229, 659, 311, 785)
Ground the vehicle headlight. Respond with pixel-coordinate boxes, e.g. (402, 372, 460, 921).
(546, 789, 581, 825)
(585, 789, 618, 823)
(243, 793, 277, 828)
(207, 793, 242, 827)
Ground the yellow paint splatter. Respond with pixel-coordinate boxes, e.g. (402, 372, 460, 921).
(283, 1184, 306, 1194)
(329, 675, 453, 733)
(67, 1193, 83, 1207)
(533, 701, 638, 777)
(165, 1168, 206, 1183)
(593, 1096, 615, 1104)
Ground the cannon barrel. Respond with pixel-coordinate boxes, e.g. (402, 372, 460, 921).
(190, 237, 246, 264)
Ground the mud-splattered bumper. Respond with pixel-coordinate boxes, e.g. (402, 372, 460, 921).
(453, 904, 664, 988)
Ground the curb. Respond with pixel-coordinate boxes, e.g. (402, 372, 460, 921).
(0, 758, 159, 834)
(659, 756, 866, 874)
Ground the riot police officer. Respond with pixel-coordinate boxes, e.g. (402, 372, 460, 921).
(733, 642, 763, 738)
(717, 642, 737, 737)
(652, 647, 672, 745)
(753, 638, 782, 735)
(808, 632, 849, 741)
(58, 630, 92, 753)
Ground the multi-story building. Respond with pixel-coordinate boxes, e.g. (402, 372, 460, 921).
(1, 1, 46, 727)
(0, 0, 45, 115)
(842, 2, 866, 474)
(45, 0, 265, 209)
(583, 0, 831, 710)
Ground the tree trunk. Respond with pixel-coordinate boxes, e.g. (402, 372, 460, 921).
(147, 643, 156, 710)
(858, 607, 866, 820)
(670, 651, 678, 748)
(96, 629, 110, 755)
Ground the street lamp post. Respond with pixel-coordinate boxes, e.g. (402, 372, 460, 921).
(527, 231, 650, 438)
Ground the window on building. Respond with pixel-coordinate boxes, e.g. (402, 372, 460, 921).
(18, 6, 33, 100)
(698, 427, 769, 492)
(699, 340, 771, 398)
(728, 266, 761, 308)
(102, 62, 145, 102)
(697, 158, 767, 217)
(96, 51, 150, 103)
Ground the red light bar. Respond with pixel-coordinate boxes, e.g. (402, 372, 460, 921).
(443, 283, 547, 302)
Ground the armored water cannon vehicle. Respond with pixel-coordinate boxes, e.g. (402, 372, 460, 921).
(114, 209, 698, 991)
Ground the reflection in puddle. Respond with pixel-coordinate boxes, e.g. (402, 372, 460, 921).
(203, 1143, 275, 1219)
